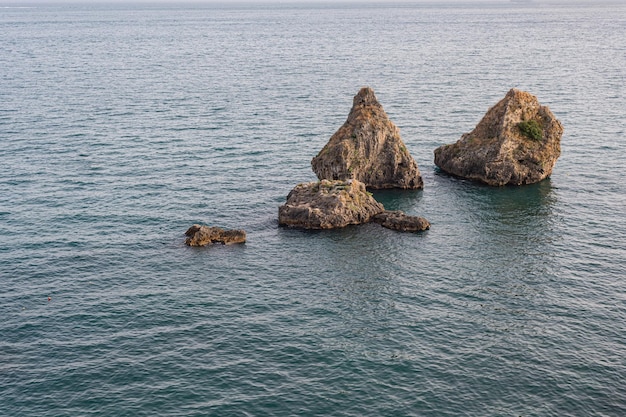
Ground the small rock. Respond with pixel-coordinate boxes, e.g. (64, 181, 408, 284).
(372, 210, 430, 232)
(278, 179, 384, 229)
(311, 87, 423, 189)
(434, 88, 563, 186)
(185, 224, 246, 246)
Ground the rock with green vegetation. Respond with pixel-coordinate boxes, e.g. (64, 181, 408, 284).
(185, 224, 246, 246)
(434, 88, 563, 186)
(311, 87, 423, 189)
(278, 179, 384, 229)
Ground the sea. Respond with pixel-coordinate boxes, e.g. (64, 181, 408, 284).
(1, 1, 625, 416)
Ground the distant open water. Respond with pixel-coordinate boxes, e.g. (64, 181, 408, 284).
(1, 2, 625, 416)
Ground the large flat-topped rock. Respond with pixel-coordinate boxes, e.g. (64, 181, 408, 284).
(278, 179, 384, 229)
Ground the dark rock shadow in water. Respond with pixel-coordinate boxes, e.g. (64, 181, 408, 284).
(370, 189, 424, 213)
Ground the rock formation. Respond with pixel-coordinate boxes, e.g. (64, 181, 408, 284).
(185, 224, 246, 246)
(372, 210, 430, 232)
(311, 87, 423, 189)
(278, 179, 384, 229)
(434, 88, 563, 186)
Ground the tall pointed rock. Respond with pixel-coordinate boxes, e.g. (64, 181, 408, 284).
(311, 87, 423, 189)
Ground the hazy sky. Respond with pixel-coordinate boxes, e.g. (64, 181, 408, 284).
(2, 0, 602, 3)
(0, 0, 605, 5)
(0, 0, 532, 3)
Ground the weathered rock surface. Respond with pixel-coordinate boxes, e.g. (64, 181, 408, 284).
(372, 210, 430, 232)
(278, 179, 384, 229)
(311, 87, 423, 189)
(185, 224, 246, 246)
(434, 88, 563, 186)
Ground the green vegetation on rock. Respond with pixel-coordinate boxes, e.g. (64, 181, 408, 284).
(517, 119, 543, 141)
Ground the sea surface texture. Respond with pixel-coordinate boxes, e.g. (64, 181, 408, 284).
(1, 1, 625, 416)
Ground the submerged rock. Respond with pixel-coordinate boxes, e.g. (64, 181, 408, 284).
(434, 88, 563, 186)
(311, 87, 423, 189)
(278, 179, 384, 229)
(372, 210, 430, 232)
(185, 224, 246, 246)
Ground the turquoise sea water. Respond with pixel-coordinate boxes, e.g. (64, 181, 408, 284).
(1, 2, 625, 416)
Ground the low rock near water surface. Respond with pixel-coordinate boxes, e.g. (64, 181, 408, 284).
(185, 224, 246, 246)
(278, 179, 384, 229)
(372, 210, 430, 232)
(311, 87, 423, 189)
(434, 88, 563, 186)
